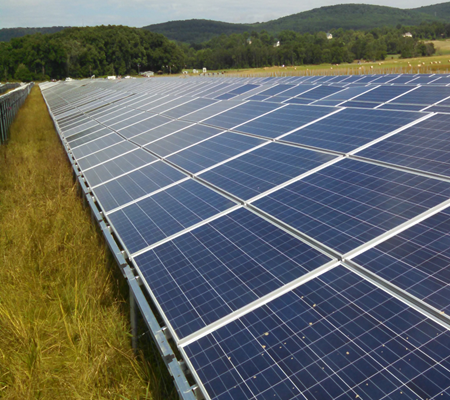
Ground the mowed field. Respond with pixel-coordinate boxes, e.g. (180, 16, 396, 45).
(182, 48, 450, 77)
(0, 87, 176, 399)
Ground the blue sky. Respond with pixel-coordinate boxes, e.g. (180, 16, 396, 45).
(0, 0, 447, 28)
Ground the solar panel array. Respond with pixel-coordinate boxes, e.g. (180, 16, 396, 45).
(40, 73, 450, 400)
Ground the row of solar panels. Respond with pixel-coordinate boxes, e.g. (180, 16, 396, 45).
(40, 75, 450, 400)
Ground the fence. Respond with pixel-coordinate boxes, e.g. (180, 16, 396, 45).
(0, 83, 20, 96)
(0, 83, 34, 145)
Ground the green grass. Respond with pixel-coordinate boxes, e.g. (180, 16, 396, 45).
(428, 39, 450, 56)
(0, 87, 177, 399)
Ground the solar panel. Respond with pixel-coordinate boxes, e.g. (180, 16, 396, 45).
(77, 141, 138, 170)
(280, 108, 423, 153)
(199, 143, 337, 200)
(134, 207, 333, 338)
(166, 132, 267, 174)
(234, 105, 336, 139)
(145, 124, 224, 157)
(93, 161, 187, 212)
(357, 113, 450, 178)
(71, 132, 123, 159)
(83, 149, 157, 187)
(352, 207, 450, 313)
(253, 158, 450, 254)
(203, 101, 281, 129)
(40, 76, 450, 400)
(107, 179, 237, 254)
(184, 265, 450, 400)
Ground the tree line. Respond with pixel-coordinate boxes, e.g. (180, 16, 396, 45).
(181, 23, 443, 70)
(0, 22, 447, 81)
(0, 26, 185, 81)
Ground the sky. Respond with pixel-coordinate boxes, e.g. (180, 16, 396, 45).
(0, 0, 447, 29)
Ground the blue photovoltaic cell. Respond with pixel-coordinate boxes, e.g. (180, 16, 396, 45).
(199, 143, 337, 200)
(109, 112, 148, 130)
(69, 127, 112, 148)
(385, 75, 419, 84)
(246, 85, 296, 101)
(71, 133, 123, 159)
(145, 124, 224, 157)
(185, 265, 450, 400)
(183, 101, 245, 122)
(131, 120, 193, 146)
(285, 98, 312, 105)
(64, 120, 99, 137)
(340, 100, 379, 109)
(229, 84, 260, 95)
(383, 86, 450, 107)
(353, 208, 450, 313)
(77, 140, 138, 170)
(167, 132, 266, 174)
(253, 158, 450, 254)
(281, 108, 422, 153)
(134, 208, 332, 338)
(271, 85, 316, 100)
(341, 86, 413, 107)
(116, 115, 168, 138)
(203, 102, 281, 129)
(377, 103, 428, 112)
(83, 149, 157, 187)
(162, 98, 218, 119)
(66, 124, 103, 142)
(408, 76, 442, 85)
(98, 109, 143, 125)
(235, 105, 336, 139)
(215, 93, 239, 100)
(294, 86, 345, 101)
(357, 113, 450, 178)
(146, 97, 195, 114)
(107, 180, 236, 254)
(93, 161, 187, 212)
(312, 86, 372, 106)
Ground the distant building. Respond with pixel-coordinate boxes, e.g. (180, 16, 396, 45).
(107, 76, 116, 80)
(327, 32, 333, 40)
(247, 38, 252, 45)
(403, 32, 413, 38)
(203, 67, 207, 73)
(274, 41, 280, 47)
(140, 71, 154, 77)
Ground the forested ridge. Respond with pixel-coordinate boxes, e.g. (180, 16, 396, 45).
(1, 21, 448, 81)
(0, 26, 184, 81)
(143, 3, 450, 43)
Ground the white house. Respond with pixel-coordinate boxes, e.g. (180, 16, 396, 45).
(274, 41, 280, 47)
(403, 32, 413, 38)
(327, 32, 333, 40)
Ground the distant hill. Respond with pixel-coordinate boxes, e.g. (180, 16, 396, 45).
(0, 27, 68, 42)
(143, 20, 252, 44)
(143, 3, 450, 43)
(413, 2, 450, 18)
(2, 2, 450, 44)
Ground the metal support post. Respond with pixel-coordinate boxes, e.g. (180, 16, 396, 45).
(130, 290, 138, 354)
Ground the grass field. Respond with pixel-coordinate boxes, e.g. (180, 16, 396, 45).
(0, 87, 177, 399)
(179, 51, 450, 77)
(429, 39, 450, 56)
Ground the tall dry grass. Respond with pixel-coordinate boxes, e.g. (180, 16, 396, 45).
(0, 87, 176, 399)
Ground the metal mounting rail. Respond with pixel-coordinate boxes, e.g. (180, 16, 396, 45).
(40, 84, 201, 400)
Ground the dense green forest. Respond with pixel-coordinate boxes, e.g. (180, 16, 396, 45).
(181, 25, 439, 70)
(0, 21, 446, 81)
(0, 26, 185, 81)
(143, 3, 450, 43)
